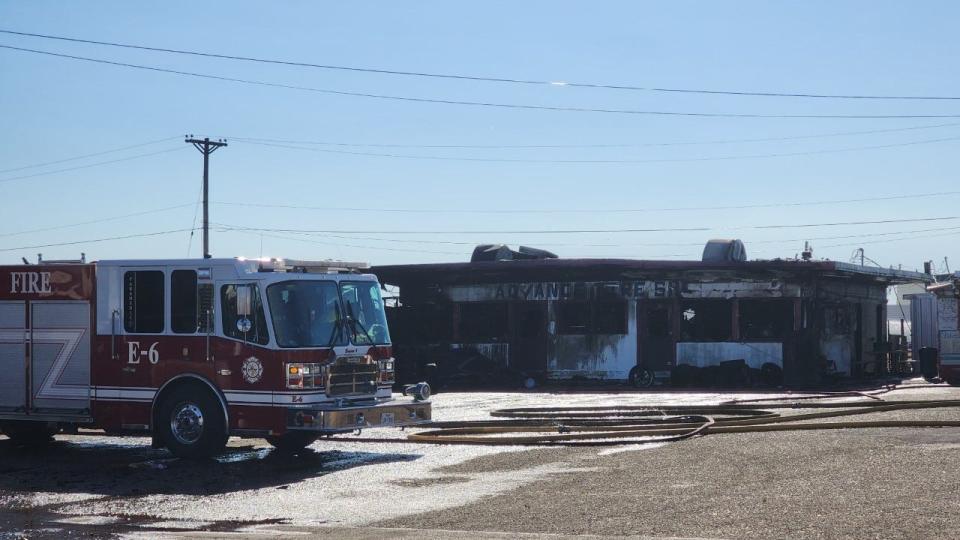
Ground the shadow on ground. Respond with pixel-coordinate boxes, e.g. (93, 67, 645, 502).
(0, 436, 421, 497)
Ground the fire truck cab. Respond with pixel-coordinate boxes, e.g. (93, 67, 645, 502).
(0, 257, 431, 457)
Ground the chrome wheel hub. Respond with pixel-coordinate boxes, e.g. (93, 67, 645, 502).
(170, 403, 205, 445)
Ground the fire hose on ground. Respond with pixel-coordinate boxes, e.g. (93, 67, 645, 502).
(328, 384, 960, 447)
(404, 399, 960, 446)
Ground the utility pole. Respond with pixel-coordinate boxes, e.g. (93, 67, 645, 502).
(185, 136, 227, 259)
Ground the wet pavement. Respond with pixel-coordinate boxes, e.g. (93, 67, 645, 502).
(1, 381, 958, 538)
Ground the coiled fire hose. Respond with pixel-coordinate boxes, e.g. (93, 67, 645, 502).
(402, 398, 960, 446)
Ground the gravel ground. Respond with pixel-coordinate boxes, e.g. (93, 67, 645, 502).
(378, 384, 960, 540)
(379, 429, 960, 539)
(2, 380, 959, 539)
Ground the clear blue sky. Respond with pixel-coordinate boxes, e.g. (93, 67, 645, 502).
(1, 1, 958, 271)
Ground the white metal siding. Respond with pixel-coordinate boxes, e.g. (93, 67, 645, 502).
(0, 301, 26, 411)
(30, 301, 91, 413)
(910, 293, 939, 355)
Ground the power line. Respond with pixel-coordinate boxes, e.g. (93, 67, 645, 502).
(0, 136, 180, 174)
(220, 228, 464, 256)
(224, 122, 960, 149)
(218, 224, 960, 262)
(819, 229, 960, 248)
(0, 146, 187, 184)
(0, 203, 195, 238)
(2, 225, 948, 260)
(3, 123, 952, 189)
(233, 134, 960, 164)
(222, 227, 608, 248)
(213, 216, 960, 236)
(752, 216, 958, 229)
(214, 223, 710, 235)
(214, 223, 960, 249)
(300, 225, 960, 248)
(214, 190, 960, 215)
(0, 228, 195, 253)
(3, 28, 959, 101)
(5, 44, 960, 119)
(748, 226, 960, 246)
(3, 126, 951, 200)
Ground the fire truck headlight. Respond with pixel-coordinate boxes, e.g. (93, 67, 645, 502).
(377, 358, 395, 384)
(286, 363, 324, 389)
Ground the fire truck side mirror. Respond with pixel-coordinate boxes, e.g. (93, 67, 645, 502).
(236, 285, 253, 317)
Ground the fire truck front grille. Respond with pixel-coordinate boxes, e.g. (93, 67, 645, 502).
(327, 359, 378, 396)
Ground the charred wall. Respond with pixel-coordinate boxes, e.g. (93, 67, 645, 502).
(382, 267, 896, 388)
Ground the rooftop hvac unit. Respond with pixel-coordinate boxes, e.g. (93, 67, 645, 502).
(702, 239, 747, 263)
(471, 244, 559, 262)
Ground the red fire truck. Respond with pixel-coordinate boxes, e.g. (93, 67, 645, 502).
(0, 257, 431, 457)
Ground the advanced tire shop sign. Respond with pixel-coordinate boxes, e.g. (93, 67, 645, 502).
(445, 281, 674, 302)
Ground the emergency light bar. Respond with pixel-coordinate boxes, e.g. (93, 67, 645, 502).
(252, 258, 370, 274)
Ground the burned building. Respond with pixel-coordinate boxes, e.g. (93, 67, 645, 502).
(374, 242, 928, 388)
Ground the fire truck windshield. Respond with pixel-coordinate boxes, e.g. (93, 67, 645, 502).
(339, 281, 391, 345)
(266, 281, 348, 348)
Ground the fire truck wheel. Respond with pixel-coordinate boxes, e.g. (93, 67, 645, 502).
(158, 386, 228, 459)
(628, 366, 655, 388)
(0, 421, 57, 447)
(266, 432, 319, 452)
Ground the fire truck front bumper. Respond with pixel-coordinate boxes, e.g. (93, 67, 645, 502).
(285, 399, 432, 432)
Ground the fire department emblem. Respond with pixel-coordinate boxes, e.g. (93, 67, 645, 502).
(241, 356, 263, 384)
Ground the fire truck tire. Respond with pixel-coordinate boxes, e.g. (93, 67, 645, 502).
(0, 421, 57, 447)
(157, 386, 228, 459)
(266, 432, 319, 452)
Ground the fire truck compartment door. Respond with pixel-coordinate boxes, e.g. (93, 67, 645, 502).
(0, 301, 27, 412)
(30, 301, 91, 414)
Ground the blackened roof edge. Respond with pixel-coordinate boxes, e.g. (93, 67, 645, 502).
(373, 258, 931, 286)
